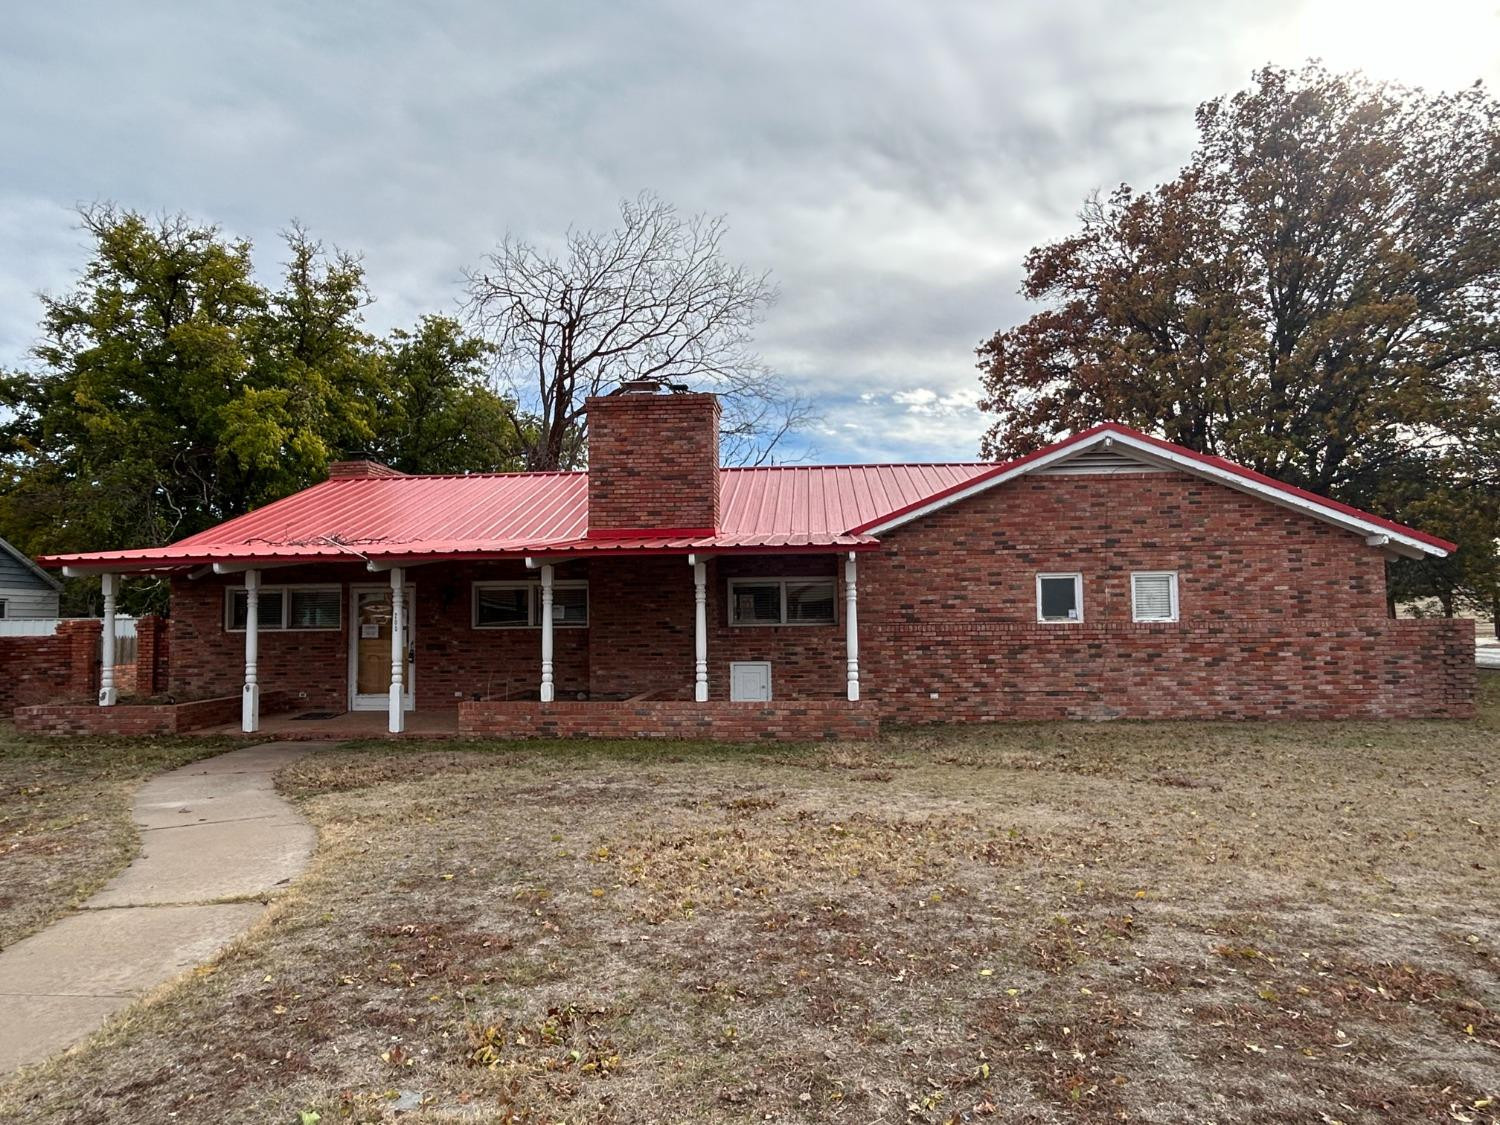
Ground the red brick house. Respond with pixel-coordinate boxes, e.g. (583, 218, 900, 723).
(38, 382, 1474, 738)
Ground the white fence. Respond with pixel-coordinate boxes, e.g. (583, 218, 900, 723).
(0, 616, 137, 661)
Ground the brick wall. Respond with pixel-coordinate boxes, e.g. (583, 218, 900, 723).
(135, 613, 170, 696)
(411, 561, 589, 706)
(150, 470, 1474, 725)
(168, 567, 349, 709)
(0, 619, 100, 714)
(868, 618, 1474, 721)
(14, 690, 295, 736)
(858, 471, 1469, 720)
(588, 556, 695, 697)
(586, 391, 721, 533)
(459, 699, 876, 741)
(711, 555, 846, 700)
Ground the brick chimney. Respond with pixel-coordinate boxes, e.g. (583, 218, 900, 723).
(327, 458, 405, 479)
(586, 382, 721, 536)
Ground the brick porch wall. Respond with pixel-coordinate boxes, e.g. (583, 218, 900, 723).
(0, 618, 100, 714)
(15, 690, 296, 736)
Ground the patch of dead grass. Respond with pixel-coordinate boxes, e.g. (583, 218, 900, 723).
(0, 673, 1496, 1124)
(0, 727, 232, 949)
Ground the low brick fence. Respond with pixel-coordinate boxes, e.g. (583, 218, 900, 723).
(868, 617, 1476, 722)
(0, 619, 100, 714)
(14, 690, 294, 737)
(459, 699, 878, 741)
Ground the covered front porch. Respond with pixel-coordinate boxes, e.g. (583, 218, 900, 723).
(70, 546, 873, 740)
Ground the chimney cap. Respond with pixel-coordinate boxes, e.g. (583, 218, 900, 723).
(615, 379, 665, 395)
(327, 458, 405, 479)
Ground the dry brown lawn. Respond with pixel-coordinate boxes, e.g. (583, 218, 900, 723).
(1, 677, 1498, 1124)
(0, 728, 231, 949)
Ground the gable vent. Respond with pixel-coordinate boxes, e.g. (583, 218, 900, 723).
(1036, 446, 1169, 475)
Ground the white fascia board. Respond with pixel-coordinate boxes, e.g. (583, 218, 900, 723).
(862, 429, 1446, 559)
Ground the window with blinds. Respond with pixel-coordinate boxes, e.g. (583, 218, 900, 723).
(472, 582, 589, 628)
(729, 578, 836, 626)
(1131, 571, 1178, 622)
(225, 586, 341, 631)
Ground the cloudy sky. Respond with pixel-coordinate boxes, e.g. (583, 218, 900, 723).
(2, 1, 1498, 463)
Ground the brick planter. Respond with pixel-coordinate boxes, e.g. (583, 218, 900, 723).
(459, 699, 877, 741)
(14, 691, 294, 737)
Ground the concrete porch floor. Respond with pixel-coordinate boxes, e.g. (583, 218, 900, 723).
(215, 708, 462, 740)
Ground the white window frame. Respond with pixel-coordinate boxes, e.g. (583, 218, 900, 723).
(0, 599, 7, 620)
(224, 584, 343, 633)
(1035, 572, 1084, 624)
(471, 580, 589, 629)
(1130, 570, 1179, 623)
(727, 576, 838, 627)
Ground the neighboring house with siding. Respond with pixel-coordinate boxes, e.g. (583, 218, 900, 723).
(0, 536, 62, 619)
(38, 382, 1475, 738)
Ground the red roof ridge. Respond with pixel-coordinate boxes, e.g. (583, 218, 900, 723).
(720, 461, 997, 472)
(323, 468, 588, 481)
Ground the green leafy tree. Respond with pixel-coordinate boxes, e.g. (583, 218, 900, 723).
(0, 206, 523, 613)
(977, 64, 1500, 616)
(369, 316, 525, 474)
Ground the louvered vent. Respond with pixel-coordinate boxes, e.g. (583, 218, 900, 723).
(1037, 447, 1168, 474)
(1131, 572, 1177, 622)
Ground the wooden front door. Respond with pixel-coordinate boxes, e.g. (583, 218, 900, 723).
(349, 586, 414, 711)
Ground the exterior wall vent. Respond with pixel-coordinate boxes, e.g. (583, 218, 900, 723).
(1036, 447, 1169, 475)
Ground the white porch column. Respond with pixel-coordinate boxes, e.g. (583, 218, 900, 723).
(98, 573, 118, 706)
(692, 557, 709, 702)
(539, 564, 555, 703)
(242, 569, 261, 732)
(388, 567, 406, 733)
(844, 553, 860, 702)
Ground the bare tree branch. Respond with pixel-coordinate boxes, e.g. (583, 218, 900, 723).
(462, 192, 802, 468)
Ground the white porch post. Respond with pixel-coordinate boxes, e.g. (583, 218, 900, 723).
(98, 573, 118, 706)
(692, 557, 709, 702)
(539, 564, 555, 703)
(388, 567, 406, 733)
(844, 552, 860, 702)
(242, 569, 261, 732)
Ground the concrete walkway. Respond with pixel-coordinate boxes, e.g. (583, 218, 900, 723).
(0, 742, 314, 1076)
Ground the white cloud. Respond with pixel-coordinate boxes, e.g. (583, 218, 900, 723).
(1, 0, 1495, 459)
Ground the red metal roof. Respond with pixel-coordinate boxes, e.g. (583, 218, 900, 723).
(39, 423, 1454, 571)
(41, 462, 994, 571)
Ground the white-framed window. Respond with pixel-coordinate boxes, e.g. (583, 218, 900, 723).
(1036, 573, 1084, 623)
(727, 577, 837, 626)
(1131, 571, 1179, 622)
(0, 599, 8, 620)
(472, 581, 589, 629)
(225, 585, 342, 632)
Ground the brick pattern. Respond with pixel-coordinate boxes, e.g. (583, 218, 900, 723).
(168, 567, 350, 710)
(14, 690, 295, 736)
(0, 619, 100, 714)
(459, 699, 876, 741)
(869, 618, 1475, 721)
(135, 613, 170, 696)
(411, 561, 590, 706)
(327, 459, 404, 478)
(857, 471, 1467, 720)
(588, 556, 695, 697)
(711, 555, 846, 700)
(586, 392, 721, 533)
(148, 469, 1474, 728)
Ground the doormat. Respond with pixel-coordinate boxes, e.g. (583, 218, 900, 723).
(291, 711, 345, 721)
